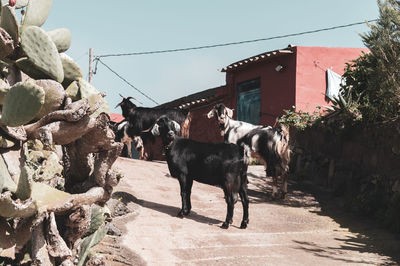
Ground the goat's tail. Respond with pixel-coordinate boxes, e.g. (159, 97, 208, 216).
(275, 123, 291, 174)
(180, 111, 192, 138)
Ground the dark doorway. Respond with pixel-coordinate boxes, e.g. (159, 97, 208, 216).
(237, 78, 261, 124)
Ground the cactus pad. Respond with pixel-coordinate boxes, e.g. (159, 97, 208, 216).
(22, 0, 53, 27)
(78, 226, 108, 266)
(0, 28, 14, 60)
(88, 93, 110, 118)
(77, 78, 110, 117)
(0, 191, 37, 218)
(0, 155, 17, 193)
(34, 79, 65, 119)
(16, 57, 51, 80)
(47, 28, 71, 53)
(16, 166, 33, 201)
(0, 136, 16, 149)
(31, 182, 71, 211)
(15, 0, 29, 9)
(0, 79, 10, 105)
(65, 80, 80, 100)
(21, 26, 64, 83)
(78, 77, 99, 98)
(0, 5, 19, 46)
(1, 80, 45, 127)
(60, 53, 83, 86)
(87, 205, 106, 235)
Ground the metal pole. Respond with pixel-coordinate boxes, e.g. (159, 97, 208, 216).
(88, 48, 93, 83)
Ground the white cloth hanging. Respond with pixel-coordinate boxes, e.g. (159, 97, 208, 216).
(326, 69, 345, 99)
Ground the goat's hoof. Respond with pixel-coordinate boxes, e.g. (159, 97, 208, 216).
(177, 210, 190, 218)
(221, 222, 229, 229)
(240, 221, 248, 229)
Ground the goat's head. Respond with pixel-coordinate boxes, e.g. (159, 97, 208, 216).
(150, 116, 181, 145)
(115, 94, 137, 117)
(206, 103, 234, 133)
(132, 136, 143, 151)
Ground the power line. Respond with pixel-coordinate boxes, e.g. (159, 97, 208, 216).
(96, 19, 377, 58)
(94, 58, 159, 105)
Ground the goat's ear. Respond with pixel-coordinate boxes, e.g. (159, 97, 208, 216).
(171, 121, 181, 133)
(226, 107, 234, 118)
(151, 124, 160, 136)
(206, 109, 215, 119)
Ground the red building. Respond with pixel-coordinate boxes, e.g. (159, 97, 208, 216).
(145, 46, 368, 159)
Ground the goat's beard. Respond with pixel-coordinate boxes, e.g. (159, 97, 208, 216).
(219, 123, 225, 136)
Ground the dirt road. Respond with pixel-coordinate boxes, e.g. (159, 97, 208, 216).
(103, 157, 400, 265)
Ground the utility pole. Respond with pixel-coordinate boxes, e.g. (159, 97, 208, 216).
(88, 48, 93, 84)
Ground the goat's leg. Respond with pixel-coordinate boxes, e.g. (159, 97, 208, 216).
(222, 193, 234, 229)
(126, 141, 132, 158)
(139, 148, 144, 160)
(239, 185, 249, 229)
(271, 175, 279, 199)
(280, 173, 287, 199)
(177, 175, 191, 217)
(185, 178, 193, 213)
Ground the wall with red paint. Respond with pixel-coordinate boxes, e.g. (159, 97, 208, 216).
(294, 46, 368, 113)
(224, 53, 296, 126)
(188, 104, 224, 143)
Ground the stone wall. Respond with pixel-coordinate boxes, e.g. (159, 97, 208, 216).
(290, 121, 400, 231)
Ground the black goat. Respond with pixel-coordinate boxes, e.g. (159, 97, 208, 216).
(116, 94, 190, 137)
(151, 116, 249, 229)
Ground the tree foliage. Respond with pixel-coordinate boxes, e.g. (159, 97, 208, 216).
(342, 0, 400, 122)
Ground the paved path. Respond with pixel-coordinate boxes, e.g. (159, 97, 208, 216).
(110, 157, 400, 265)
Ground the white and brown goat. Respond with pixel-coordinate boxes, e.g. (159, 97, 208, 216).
(207, 103, 291, 199)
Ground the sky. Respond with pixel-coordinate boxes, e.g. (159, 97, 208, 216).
(39, 0, 380, 112)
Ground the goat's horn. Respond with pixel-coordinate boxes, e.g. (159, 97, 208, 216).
(119, 93, 126, 99)
(127, 96, 143, 105)
(142, 119, 160, 133)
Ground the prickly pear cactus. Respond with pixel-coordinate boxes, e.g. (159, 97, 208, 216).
(16, 166, 33, 201)
(22, 0, 53, 27)
(0, 1, 122, 264)
(0, 4, 19, 45)
(0, 28, 14, 60)
(34, 79, 65, 119)
(20, 25, 64, 83)
(0, 155, 17, 193)
(65, 80, 80, 101)
(78, 226, 108, 266)
(14, 0, 29, 9)
(15, 57, 51, 80)
(60, 53, 83, 86)
(0, 79, 10, 105)
(47, 28, 71, 53)
(78, 78, 110, 118)
(1, 80, 45, 126)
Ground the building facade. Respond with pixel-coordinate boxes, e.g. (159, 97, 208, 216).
(118, 46, 368, 160)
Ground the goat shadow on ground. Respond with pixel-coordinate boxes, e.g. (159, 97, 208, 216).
(111, 191, 221, 225)
(246, 172, 320, 209)
(135, 197, 222, 226)
(246, 171, 400, 264)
